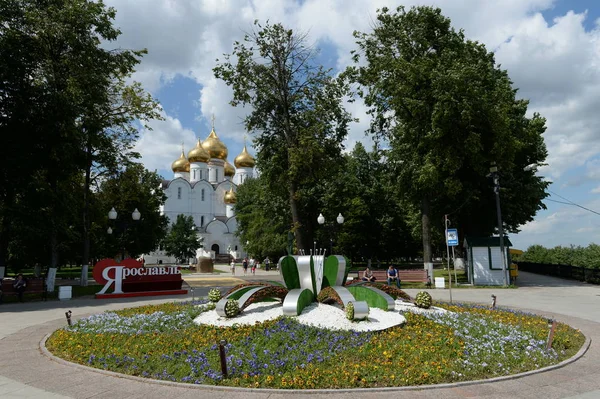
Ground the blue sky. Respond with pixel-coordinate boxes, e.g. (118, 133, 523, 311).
(104, 0, 600, 251)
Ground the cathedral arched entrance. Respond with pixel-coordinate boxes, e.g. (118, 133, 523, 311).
(211, 244, 220, 254)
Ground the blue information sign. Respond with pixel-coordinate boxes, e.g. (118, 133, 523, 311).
(447, 228, 459, 246)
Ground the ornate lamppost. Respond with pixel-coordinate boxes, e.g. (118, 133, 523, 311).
(317, 212, 344, 255)
(107, 207, 141, 262)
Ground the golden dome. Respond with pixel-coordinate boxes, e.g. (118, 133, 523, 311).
(224, 187, 236, 204)
(171, 149, 189, 173)
(224, 160, 235, 177)
(188, 138, 210, 163)
(234, 144, 256, 168)
(202, 128, 228, 160)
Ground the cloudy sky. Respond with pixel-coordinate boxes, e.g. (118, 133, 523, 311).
(103, 0, 600, 250)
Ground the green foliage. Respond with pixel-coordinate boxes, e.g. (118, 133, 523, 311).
(349, 6, 549, 261)
(162, 215, 202, 264)
(0, 0, 161, 271)
(321, 143, 420, 261)
(345, 301, 355, 320)
(208, 289, 222, 303)
(521, 244, 600, 269)
(214, 20, 352, 252)
(96, 164, 168, 259)
(346, 285, 391, 310)
(415, 291, 433, 309)
(224, 299, 240, 318)
(234, 177, 288, 260)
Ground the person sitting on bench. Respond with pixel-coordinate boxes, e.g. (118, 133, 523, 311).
(362, 267, 376, 282)
(386, 265, 401, 288)
(13, 274, 27, 302)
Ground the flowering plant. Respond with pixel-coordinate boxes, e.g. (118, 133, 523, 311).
(316, 286, 343, 307)
(208, 288, 222, 303)
(415, 291, 432, 309)
(345, 302, 354, 320)
(225, 299, 240, 318)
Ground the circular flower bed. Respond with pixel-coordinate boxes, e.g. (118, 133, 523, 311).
(45, 299, 585, 389)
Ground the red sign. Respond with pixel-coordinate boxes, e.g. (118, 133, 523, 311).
(93, 258, 184, 298)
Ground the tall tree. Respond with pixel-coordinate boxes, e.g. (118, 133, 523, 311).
(96, 164, 168, 260)
(80, 77, 161, 282)
(163, 215, 202, 264)
(320, 143, 418, 264)
(234, 177, 289, 260)
(350, 6, 549, 264)
(0, 0, 162, 277)
(214, 21, 353, 251)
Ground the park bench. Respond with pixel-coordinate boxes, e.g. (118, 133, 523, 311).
(0, 278, 47, 302)
(350, 269, 431, 288)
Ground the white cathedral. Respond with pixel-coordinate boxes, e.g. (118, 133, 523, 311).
(145, 123, 255, 264)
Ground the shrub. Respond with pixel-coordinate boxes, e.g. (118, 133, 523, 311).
(316, 286, 343, 306)
(345, 301, 354, 320)
(224, 281, 274, 296)
(415, 291, 432, 309)
(208, 288, 222, 303)
(224, 299, 240, 318)
(241, 286, 288, 310)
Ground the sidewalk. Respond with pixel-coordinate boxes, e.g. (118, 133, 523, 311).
(0, 271, 598, 398)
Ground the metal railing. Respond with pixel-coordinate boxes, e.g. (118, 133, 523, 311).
(516, 261, 600, 284)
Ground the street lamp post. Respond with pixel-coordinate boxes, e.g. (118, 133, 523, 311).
(317, 213, 344, 255)
(489, 164, 508, 286)
(107, 207, 141, 262)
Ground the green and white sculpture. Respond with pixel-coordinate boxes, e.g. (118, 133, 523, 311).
(216, 252, 396, 321)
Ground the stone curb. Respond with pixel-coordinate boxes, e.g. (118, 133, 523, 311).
(39, 315, 592, 394)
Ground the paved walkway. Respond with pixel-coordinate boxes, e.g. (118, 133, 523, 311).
(0, 271, 599, 398)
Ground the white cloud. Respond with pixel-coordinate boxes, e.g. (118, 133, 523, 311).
(135, 110, 196, 173)
(512, 197, 600, 248)
(102, 0, 600, 247)
(494, 10, 600, 181)
(519, 211, 562, 235)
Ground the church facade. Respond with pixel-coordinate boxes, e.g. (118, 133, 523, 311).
(144, 124, 255, 264)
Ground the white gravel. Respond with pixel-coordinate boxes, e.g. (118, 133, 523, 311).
(194, 300, 448, 332)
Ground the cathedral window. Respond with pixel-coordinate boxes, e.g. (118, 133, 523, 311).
(177, 187, 182, 199)
(201, 189, 205, 201)
(216, 169, 219, 181)
(193, 170, 196, 179)
(200, 215, 204, 227)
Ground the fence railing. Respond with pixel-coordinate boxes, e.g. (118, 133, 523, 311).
(516, 261, 600, 284)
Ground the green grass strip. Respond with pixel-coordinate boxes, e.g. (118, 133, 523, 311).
(347, 285, 390, 310)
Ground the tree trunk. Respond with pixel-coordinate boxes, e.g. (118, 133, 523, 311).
(421, 196, 432, 264)
(81, 144, 92, 286)
(49, 178, 60, 269)
(50, 223, 59, 269)
(0, 207, 9, 276)
(288, 180, 306, 251)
